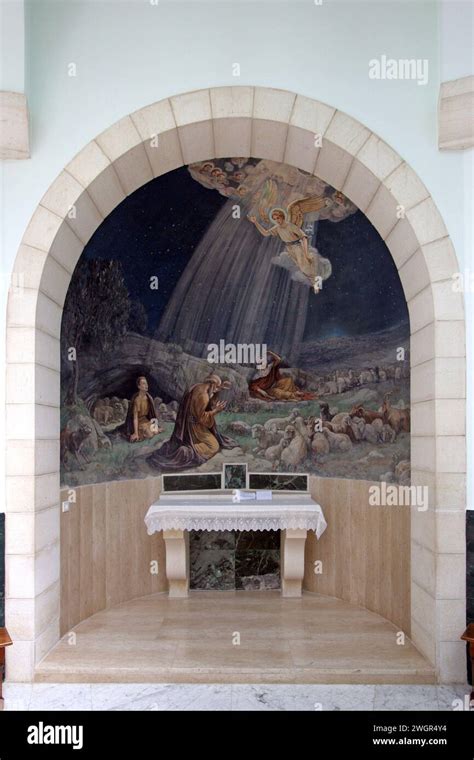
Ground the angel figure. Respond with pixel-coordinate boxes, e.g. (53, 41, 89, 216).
(247, 182, 333, 293)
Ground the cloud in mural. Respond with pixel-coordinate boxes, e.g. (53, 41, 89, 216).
(188, 157, 357, 223)
(271, 251, 332, 289)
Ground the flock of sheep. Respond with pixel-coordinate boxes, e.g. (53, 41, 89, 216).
(90, 368, 410, 474)
(312, 364, 408, 396)
(93, 396, 179, 428)
(227, 393, 410, 470)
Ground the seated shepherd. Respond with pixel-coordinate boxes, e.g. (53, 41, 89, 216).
(124, 375, 163, 442)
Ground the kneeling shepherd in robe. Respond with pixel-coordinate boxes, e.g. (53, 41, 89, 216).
(148, 374, 236, 470)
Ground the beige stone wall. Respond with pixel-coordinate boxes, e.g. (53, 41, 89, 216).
(59, 478, 166, 637)
(304, 478, 410, 634)
(59, 475, 410, 638)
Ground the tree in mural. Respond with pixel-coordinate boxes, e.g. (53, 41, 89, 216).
(62, 259, 131, 405)
(128, 299, 148, 334)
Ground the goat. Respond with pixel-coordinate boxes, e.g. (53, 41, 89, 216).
(349, 404, 384, 424)
(382, 392, 410, 433)
(319, 402, 334, 422)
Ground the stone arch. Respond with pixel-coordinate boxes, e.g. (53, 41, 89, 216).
(5, 87, 466, 682)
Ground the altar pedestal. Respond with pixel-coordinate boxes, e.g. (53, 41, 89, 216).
(162, 529, 189, 598)
(145, 491, 326, 598)
(281, 529, 308, 597)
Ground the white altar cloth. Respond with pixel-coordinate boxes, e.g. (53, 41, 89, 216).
(144, 491, 327, 538)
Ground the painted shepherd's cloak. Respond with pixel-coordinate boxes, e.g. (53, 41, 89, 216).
(123, 392, 157, 438)
(148, 382, 236, 470)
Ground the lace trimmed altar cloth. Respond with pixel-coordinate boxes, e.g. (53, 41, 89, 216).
(145, 491, 327, 539)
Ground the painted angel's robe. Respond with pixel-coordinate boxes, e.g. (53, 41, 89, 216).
(270, 222, 331, 284)
(148, 382, 235, 470)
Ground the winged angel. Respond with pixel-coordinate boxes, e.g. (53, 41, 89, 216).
(247, 180, 332, 293)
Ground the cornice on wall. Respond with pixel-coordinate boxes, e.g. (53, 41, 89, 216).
(0, 91, 30, 160)
(438, 75, 474, 151)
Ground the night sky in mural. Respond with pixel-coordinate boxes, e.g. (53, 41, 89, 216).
(83, 167, 407, 340)
(83, 168, 225, 335)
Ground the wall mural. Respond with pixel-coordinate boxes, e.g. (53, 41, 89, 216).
(60, 157, 410, 489)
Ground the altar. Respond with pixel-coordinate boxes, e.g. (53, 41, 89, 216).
(144, 491, 327, 598)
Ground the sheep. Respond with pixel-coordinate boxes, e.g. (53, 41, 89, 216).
(280, 424, 309, 470)
(329, 412, 351, 429)
(306, 415, 327, 442)
(264, 437, 288, 466)
(362, 422, 380, 444)
(111, 399, 126, 421)
(348, 415, 365, 441)
(93, 400, 113, 426)
(158, 403, 177, 422)
(322, 427, 352, 452)
(228, 420, 252, 436)
(381, 423, 396, 443)
(347, 370, 358, 387)
(395, 460, 411, 485)
(263, 409, 299, 432)
(306, 415, 317, 437)
(358, 370, 373, 385)
(325, 412, 357, 442)
(311, 432, 330, 455)
(251, 423, 280, 454)
(372, 418, 384, 435)
(292, 415, 312, 445)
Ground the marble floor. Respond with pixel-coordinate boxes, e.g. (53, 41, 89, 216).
(3, 683, 470, 711)
(34, 591, 436, 684)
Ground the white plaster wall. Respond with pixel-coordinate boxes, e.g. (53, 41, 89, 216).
(0, 0, 472, 510)
(440, 0, 473, 81)
(439, 0, 474, 509)
(0, 0, 25, 92)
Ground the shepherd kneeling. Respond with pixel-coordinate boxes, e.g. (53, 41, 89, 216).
(148, 374, 236, 470)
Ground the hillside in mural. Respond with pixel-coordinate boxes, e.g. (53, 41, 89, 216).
(60, 158, 410, 487)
